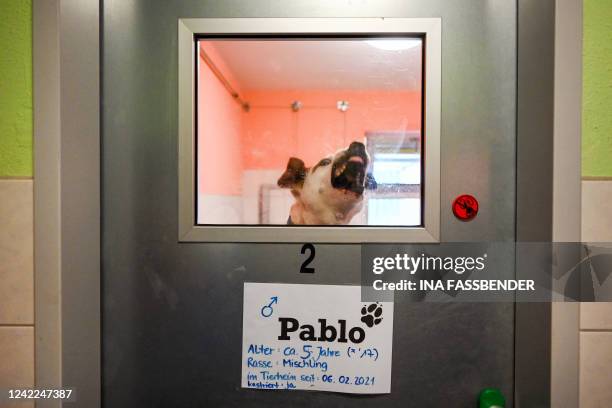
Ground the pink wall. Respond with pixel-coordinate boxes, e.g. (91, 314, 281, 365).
(198, 43, 244, 195)
(242, 90, 421, 169)
(198, 42, 422, 194)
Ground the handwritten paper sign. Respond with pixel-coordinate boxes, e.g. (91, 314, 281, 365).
(241, 283, 394, 394)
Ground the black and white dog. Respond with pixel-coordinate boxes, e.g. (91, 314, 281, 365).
(277, 141, 376, 225)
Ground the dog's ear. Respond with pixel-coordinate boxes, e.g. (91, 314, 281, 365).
(365, 172, 377, 190)
(278, 157, 306, 188)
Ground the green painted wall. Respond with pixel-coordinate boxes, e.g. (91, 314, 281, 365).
(583, 0, 612, 177)
(0, 0, 32, 177)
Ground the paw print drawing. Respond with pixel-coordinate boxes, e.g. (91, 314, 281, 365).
(360, 303, 383, 328)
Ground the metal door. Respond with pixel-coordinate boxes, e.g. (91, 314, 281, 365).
(102, 1, 526, 406)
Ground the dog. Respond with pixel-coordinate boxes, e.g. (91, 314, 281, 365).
(277, 141, 377, 225)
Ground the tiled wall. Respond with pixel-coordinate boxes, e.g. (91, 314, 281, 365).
(0, 180, 35, 407)
(580, 180, 612, 407)
(0, 1, 35, 406)
(580, 0, 612, 405)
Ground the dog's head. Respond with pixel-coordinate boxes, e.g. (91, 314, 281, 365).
(278, 141, 377, 224)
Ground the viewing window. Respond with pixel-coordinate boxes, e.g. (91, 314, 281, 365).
(178, 18, 441, 242)
(195, 36, 424, 227)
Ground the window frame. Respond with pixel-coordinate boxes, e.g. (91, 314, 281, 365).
(178, 18, 441, 242)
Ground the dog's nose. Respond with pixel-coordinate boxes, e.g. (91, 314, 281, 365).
(348, 141, 366, 155)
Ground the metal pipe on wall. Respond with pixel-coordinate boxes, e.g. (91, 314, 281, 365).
(199, 48, 251, 112)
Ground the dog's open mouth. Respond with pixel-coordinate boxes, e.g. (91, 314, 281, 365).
(331, 152, 368, 195)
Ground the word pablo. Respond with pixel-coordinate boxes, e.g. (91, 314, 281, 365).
(278, 317, 366, 344)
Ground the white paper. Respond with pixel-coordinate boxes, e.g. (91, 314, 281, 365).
(241, 283, 393, 394)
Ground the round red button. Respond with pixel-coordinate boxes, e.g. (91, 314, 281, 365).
(452, 194, 479, 221)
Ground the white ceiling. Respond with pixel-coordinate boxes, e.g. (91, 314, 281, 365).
(203, 39, 423, 91)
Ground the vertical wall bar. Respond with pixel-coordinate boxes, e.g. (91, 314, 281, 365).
(551, 0, 582, 406)
(59, 0, 101, 406)
(34, 0, 101, 407)
(34, 1, 62, 406)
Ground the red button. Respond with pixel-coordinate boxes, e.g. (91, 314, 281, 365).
(452, 194, 479, 221)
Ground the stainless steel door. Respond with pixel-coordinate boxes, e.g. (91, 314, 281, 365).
(102, 1, 518, 406)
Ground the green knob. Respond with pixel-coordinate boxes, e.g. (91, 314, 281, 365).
(479, 388, 505, 408)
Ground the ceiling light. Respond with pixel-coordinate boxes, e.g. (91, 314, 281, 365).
(365, 39, 421, 51)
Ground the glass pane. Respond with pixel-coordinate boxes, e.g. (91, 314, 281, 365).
(372, 153, 420, 185)
(196, 37, 423, 226)
(367, 198, 421, 226)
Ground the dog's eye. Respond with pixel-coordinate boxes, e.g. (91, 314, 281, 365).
(318, 159, 332, 167)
